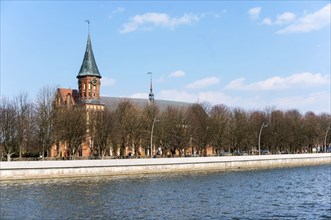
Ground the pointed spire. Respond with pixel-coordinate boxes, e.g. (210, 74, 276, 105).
(77, 21, 101, 78)
(148, 72, 154, 102)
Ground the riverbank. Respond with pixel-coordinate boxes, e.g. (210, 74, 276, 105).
(1, 153, 330, 180)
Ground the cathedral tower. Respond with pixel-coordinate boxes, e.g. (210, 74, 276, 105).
(77, 31, 102, 104)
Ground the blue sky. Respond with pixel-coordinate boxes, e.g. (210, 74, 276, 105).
(1, 1, 330, 114)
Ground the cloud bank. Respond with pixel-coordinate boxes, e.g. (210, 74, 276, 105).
(258, 3, 330, 34)
(225, 72, 329, 90)
(120, 12, 199, 33)
(277, 3, 330, 34)
(248, 7, 262, 20)
(168, 70, 185, 78)
(186, 77, 220, 89)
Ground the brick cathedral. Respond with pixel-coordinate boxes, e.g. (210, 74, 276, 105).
(51, 30, 104, 157)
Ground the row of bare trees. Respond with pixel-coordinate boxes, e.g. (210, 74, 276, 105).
(0, 87, 55, 161)
(0, 87, 89, 161)
(88, 100, 331, 157)
(1, 88, 330, 160)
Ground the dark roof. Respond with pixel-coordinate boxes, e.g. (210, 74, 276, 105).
(100, 97, 191, 110)
(77, 33, 101, 78)
(80, 99, 103, 105)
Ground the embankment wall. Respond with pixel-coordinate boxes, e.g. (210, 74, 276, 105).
(1, 154, 330, 180)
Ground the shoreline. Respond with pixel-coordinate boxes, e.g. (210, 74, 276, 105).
(1, 153, 330, 181)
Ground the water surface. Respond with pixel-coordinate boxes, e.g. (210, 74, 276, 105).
(1, 165, 330, 219)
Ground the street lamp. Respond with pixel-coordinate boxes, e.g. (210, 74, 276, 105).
(324, 125, 330, 153)
(150, 116, 158, 158)
(258, 122, 268, 155)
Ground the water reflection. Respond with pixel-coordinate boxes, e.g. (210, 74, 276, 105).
(1, 165, 330, 219)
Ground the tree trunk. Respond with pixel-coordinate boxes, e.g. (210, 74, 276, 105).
(19, 145, 22, 158)
(6, 152, 14, 162)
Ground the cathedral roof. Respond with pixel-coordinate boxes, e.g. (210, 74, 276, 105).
(100, 97, 191, 111)
(56, 88, 79, 105)
(77, 33, 101, 78)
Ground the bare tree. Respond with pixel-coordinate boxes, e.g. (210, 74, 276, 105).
(54, 106, 86, 157)
(317, 113, 331, 152)
(302, 112, 319, 153)
(155, 111, 172, 156)
(283, 110, 305, 153)
(268, 110, 287, 153)
(210, 104, 231, 155)
(14, 92, 35, 158)
(156, 106, 190, 156)
(188, 103, 212, 156)
(0, 98, 17, 161)
(227, 108, 250, 153)
(36, 86, 56, 159)
(113, 100, 134, 157)
(247, 110, 267, 154)
(89, 108, 115, 158)
(142, 103, 160, 156)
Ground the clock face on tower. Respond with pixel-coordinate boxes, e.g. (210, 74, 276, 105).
(92, 78, 98, 86)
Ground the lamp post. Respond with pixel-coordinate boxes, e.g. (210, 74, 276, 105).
(150, 116, 157, 158)
(258, 122, 268, 155)
(324, 125, 330, 153)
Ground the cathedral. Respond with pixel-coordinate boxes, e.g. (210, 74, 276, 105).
(50, 29, 208, 158)
(51, 30, 104, 157)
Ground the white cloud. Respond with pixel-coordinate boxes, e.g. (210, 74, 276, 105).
(249, 7, 262, 20)
(262, 18, 272, 25)
(225, 72, 330, 90)
(225, 78, 246, 90)
(186, 77, 220, 89)
(262, 12, 296, 25)
(158, 89, 193, 102)
(196, 91, 240, 105)
(120, 12, 199, 33)
(277, 3, 330, 34)
(168, 70, 185, 78)
(129, 85, 329, 113)
(157, 89, 238, 106)
(101, 77, 116, 87)
(113, 7, 125, 14)
(272, 91, 330, 113)
(109, 7, 125, 19)
(200, 11, 224, 19)
(276, 12, 296, 24)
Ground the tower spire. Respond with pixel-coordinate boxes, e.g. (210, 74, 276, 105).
(148, 72, 154, 102)
(85, 20, 90, 33)
(77, 20, 101, 78)
(77, 20, 102, 102)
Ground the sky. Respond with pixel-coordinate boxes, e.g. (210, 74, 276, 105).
(1, 1, 330, 114)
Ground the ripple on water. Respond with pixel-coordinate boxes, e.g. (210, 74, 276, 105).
(0, 165, 330, 220)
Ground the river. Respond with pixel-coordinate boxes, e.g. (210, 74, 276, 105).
(1, 165, 330, 219)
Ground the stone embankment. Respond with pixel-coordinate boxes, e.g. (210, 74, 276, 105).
(1, 153, 330, 180)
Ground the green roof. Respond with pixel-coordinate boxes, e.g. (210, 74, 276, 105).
(77, 33, 101, 78)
